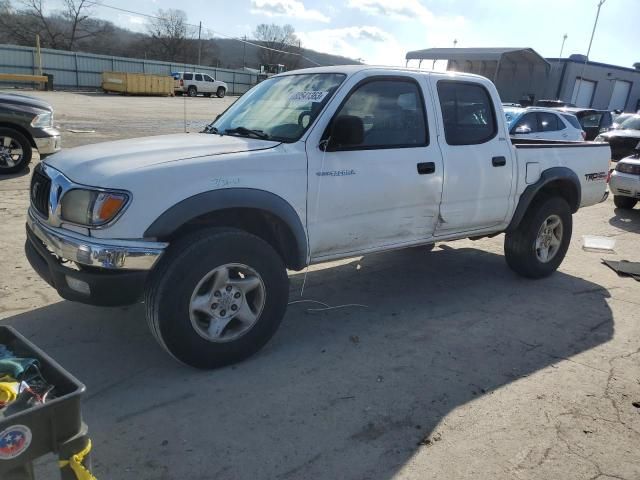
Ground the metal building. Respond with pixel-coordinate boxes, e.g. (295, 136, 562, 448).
(405, 48, 551, 105)
(545, 55, 640, 112)
(405, 47, 640, 112)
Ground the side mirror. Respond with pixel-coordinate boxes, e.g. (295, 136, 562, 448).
(323, 115, 364, 151)
(514, 125, 532, 134)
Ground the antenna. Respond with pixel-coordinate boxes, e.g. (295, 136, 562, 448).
(183, 62, 187, 133)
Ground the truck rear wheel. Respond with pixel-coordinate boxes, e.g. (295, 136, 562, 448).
(504, 196, 572, 279)
(145, 229, 289, 369)
(216, 87, 226, 98)
(187, 86, 197, 97)
(613, 195, 637, 210)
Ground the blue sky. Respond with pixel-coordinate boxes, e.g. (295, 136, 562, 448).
(52, 0, 639, 68)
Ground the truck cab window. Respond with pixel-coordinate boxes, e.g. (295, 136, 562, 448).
(195, 74, 203, 82)
(332, 79, 428, 149)
(205, 75, 215, 82)
(437, 81, 497, 145)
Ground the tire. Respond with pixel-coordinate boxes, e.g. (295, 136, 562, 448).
(145, 229, 289, 369)
(0, 128, 33, 174)
(613, 195, 637, 210)
(504, 196, 572, 279)
(187, 86, 197, 97)
(216, 87, 226, 98)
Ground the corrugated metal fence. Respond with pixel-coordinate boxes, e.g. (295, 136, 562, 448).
(0, 44, 258, 94)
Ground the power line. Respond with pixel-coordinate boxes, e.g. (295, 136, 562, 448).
(86, 0, 323, 66)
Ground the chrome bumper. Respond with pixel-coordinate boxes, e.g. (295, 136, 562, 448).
(34, 135, 61, 155)
(27, 209, 167, 270)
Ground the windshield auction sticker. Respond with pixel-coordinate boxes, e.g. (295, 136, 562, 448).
(288, 91, 329, 103)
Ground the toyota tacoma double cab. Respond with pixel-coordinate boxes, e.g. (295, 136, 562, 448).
(24, 66, 610, 368)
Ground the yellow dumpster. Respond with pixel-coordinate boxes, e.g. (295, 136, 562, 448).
(101, 72, 175, 96)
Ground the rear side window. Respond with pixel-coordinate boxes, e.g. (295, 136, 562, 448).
(437, 81, 497, 145)
(561, 114, 582, 130)
(183, 73, 193, 80)
(513, 113, 538, 133)
(579, 112, 603, 128)
(538, 112, 561, 132)
(195, 74, 203, 81)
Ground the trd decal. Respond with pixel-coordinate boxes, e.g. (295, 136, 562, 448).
(584, 172, 607, 181)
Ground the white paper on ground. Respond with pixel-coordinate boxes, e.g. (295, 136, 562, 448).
(582, 235, 616, 253)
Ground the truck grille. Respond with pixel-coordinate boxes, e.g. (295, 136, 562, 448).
(30, 167, 51, 218)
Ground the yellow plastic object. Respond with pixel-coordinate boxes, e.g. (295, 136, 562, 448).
(59, 439, 98, 480)
(0, 380, 19, 405)
(101, 72, 175, 96)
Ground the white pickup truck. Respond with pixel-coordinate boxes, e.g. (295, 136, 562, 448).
(25, 66, 610, 368)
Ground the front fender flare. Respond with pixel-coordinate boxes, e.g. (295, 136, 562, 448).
(144, 188, 308, 269)
(506, 167, 581, 232)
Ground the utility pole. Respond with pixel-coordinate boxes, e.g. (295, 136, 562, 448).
(197, 21, 202, 66)
(242, 35, 246, 69)
(574, 0, 606, 106)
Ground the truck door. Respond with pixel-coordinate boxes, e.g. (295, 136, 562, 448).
(305, 74, 444, 259)
(430, 78, 514, 234)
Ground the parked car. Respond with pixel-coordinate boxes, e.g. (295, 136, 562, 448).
(504, 106, 585, 141)
(595, 114, 640, 160)
(535, 99, 575, 108)
(609, 143, 640, 209)
(0, 93, 61, 174)
(25, 66, 610, 368)
(556, 108, 613, 140)
(612, 112, 634, 129)
(172, 72, 227, 98)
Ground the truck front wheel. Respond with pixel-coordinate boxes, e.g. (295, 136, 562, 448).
(145, 229, 289, 368)
(504, 196, 572, 279)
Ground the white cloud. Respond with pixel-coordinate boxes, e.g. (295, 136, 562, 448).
(298, 26, 404, 65)
(250, 0, 330, 23)
(348, 0, 464, 27)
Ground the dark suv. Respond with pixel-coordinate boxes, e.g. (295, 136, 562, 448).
(556, 108, 613, 141)
(0, 93, 61, 174)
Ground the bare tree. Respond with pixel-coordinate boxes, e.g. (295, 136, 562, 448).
(146, 9, 194, 63)
(62, 0, 111, 50)
(253, 23, 301, 70)
(0, 0, 110, 50)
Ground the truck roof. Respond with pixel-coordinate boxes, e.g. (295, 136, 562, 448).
(275, 64, 486, 82)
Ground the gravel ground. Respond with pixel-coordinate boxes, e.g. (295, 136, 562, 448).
(1, 90, 639, 480)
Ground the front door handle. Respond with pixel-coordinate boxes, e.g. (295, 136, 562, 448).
(492, 156, 506, 167)
(417, 162, 435, 174)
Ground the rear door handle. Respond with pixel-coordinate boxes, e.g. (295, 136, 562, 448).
(492, 156, 506, 167)
(417, 162, 435, 174)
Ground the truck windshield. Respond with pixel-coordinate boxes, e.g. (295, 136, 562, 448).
(209, 73, 346, 142)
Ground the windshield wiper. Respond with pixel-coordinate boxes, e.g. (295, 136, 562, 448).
(224, 126, 270, 140)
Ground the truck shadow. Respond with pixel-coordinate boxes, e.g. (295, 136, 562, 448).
(1, 246, 613, 480)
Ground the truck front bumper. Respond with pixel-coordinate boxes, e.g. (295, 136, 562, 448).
(33, 127, 61, 157)
(25, 211, 168, 306)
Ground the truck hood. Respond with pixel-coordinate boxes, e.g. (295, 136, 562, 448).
(601, 129, 640, 139)
(45, 133, 280, 185)
(0, 93, 53, 112)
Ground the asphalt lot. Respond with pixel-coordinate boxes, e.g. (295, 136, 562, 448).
(1, 90, 639, 480)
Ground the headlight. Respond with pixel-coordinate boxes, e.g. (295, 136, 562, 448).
(594, 135, 607, 143)
(31, 112, 53, 128)
(60, 189, 129, 226)
(615, 162, 640, 175)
